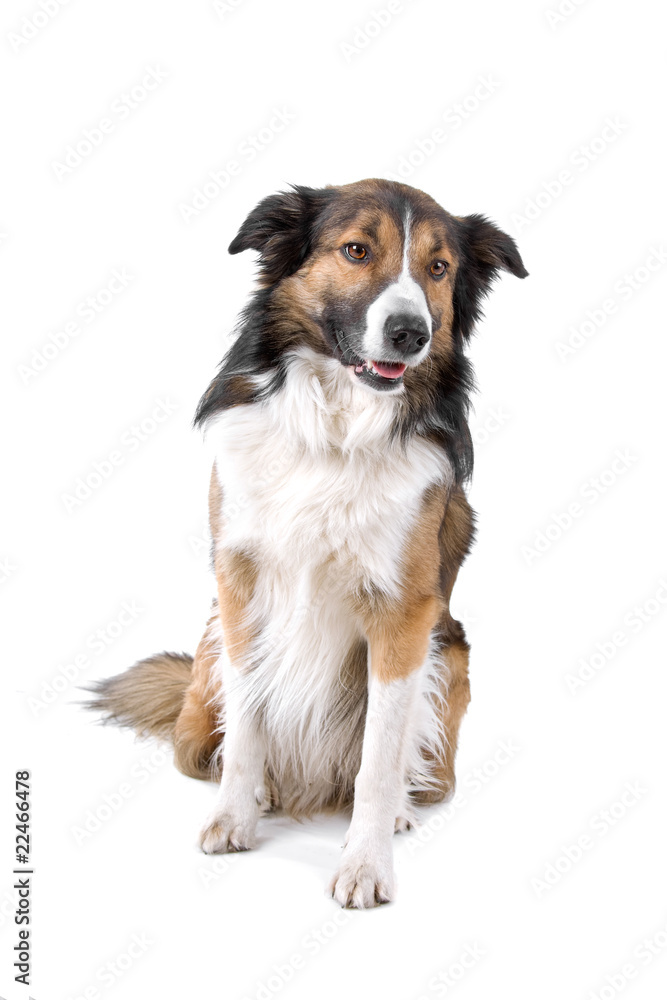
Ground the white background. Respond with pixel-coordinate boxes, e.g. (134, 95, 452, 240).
(1, 0, 666, 998)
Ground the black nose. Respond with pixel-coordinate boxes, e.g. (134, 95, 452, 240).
(384, 313, 430, 356)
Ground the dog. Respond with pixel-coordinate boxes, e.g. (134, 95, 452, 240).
(89, 179, 527, 908)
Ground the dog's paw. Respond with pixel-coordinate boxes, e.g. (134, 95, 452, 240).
(199, 813, 257, 854)
(330, 847, 395, 909)
(394, 811, 417, 833)
(394, 797, 419, 832)
(394, 787, 420, 832)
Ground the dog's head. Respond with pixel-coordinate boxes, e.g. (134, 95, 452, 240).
(229, 179, 527, 394)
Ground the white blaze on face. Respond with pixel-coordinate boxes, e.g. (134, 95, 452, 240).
(361, 211, 432, 364)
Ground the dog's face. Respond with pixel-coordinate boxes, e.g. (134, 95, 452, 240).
(229, 179, 527, 394)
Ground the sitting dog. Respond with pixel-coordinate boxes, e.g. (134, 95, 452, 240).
(90, 179, 527, 907)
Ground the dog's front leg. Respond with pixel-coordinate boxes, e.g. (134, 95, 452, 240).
(331, 598, 439, 908)
(199, 656, 266, 854)
(199, 551, 265, 854)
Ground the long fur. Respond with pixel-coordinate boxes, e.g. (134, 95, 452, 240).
(87, 652, 193, 741)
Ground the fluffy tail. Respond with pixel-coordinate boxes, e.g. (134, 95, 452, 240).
(86, 652, 194, 742)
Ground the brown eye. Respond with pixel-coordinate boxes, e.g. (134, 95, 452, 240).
(344, 243, 367, 260)
(430, 260, 448, 278)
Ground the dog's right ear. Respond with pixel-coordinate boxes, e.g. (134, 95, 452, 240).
(228, 185, 334, 284)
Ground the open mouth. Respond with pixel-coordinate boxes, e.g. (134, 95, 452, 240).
(331, 331, 407, 392)
(351, 358, 407, 391)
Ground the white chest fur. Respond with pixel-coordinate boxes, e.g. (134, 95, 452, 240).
(206, 348, 451, 811)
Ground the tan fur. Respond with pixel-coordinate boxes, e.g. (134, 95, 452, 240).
(215, 548, 258, 666)
(353, 482, 473, 798)
(439, 486, 475, 601)
(409, 214, 458, 352)
(87, 651, 194, 741)
(366, 595, 441, 684)
(271, 186, 462, 417)
(414, 487, 474, 802)
(171, 466, 227, 779)
(208, 462, 222, 540)
(89, 479, 474, 799)
(296, 211, 404, 302)
(359, 484, 447, 684)
(273, 213, 405, 350)
(414, 636, 470, 804)
(173, 608, 222, 779)
(172, 471, 259, 778)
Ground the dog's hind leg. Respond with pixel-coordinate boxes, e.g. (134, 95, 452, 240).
(415, 625, 470, 805)
(173, 463, 229, 782)
(172, 605, 223, 780)
(413, 486, 474, 804)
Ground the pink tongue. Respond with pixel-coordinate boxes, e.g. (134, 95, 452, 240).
(372, 361, 407, 379)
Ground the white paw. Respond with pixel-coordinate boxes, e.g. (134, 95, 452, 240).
(199, 811, 257, 854)
(330, 846, 395, 909)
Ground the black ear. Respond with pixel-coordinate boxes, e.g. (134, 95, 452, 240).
(453, 214, 528, 340)
(228, 185, 335, 284)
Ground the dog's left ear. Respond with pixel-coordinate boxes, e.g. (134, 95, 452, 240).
(453, 214, 528, 340)
(228, 185, 334, 284)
